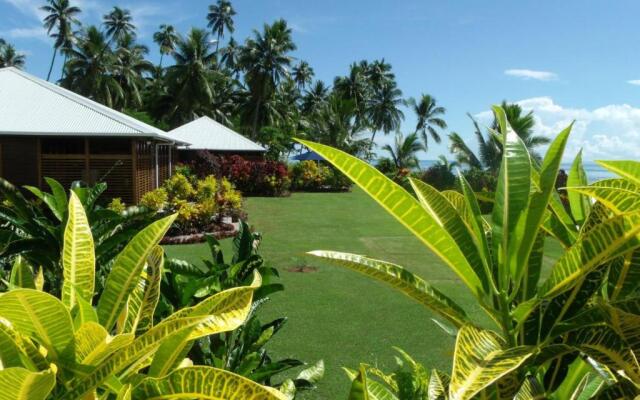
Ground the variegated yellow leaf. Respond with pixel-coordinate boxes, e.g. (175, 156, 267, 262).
(307, 251, 469, 327)
(97, 214, 176, 331)
(597, 160, 640, 186)
(296, 139, 485, 297)
(0, 289, 74, 364)
(132, 366, 287, 399)
(9, 256, 35, 289)
(0, 368, 55, 400)
(123, 246, 163, 334)
(62, 191, 95, 309)
(450, 325, 533, 400)
(568, 179, 640, 215)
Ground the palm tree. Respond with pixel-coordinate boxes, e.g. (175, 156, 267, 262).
(207, 0, 236, 52)
(302, 80, 329, 113)
(365, 58, 394, 90)
(292, 61, 314, 89)
(164, 28, 217, 124)
(0, 43, 26, 68)
(365, 81, 404, 150)
(334, 63, 369, 114)
(113, 33, 154, 110)
(449, 102, 551, 172)
(219, 36, 239, 75)
(103, 7, 136, 47)
(62, 26, 122, 107)
(239, 19, 296, 138)
(407, 94, 447, 150)
(40, 0, 81, 81)
(153, 24, 178, 69)
(381, 132, 425, 170)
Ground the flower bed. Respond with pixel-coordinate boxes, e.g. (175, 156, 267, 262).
(289, 161, 352, 192)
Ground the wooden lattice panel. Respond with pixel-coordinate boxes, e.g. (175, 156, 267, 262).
(89, 158, 134, 204)
(41, 157, 85, 190)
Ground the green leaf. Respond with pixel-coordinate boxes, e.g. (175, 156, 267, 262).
(347, 366, 370, 400)
(132, 366, 287, 399)
(296, 359, 325, 384)
(514, 124, 571, 288)
(490, 105, 532, 289)
(608, 249, 640, 301)
(44, 177, 68, 221)
(568, 179, 640, 215)
(123, 245, 163, 334)
(148, 276, 259, 377)
(567, 150, 591, 225)
(9, 256, 35, 289)
(307, 251, 469, 327)
(296, 138, 484, 297)
(0, 368, 55, 400)
(97, 214, 176, 331)
(597, 160, 640, 186)
(409, 178, 491, 294)
(0, 289, 74, 364)
(0, 319, 26, 368)
(540, 213, 640, 298)
(428, 369, 450, 400)
(449, 325, 533, 400)
(62, 191, 95, 309)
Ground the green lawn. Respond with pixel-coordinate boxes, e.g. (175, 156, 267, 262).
(165, 188, 563, 398)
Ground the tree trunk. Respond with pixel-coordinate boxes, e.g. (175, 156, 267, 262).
(251, 97, 262, 140)
(46, 48, 57, 82)
(159, 52, 164, 69)
(369, 130, 377, 152)
(215, 33, 221, 53)
(60, 53, 68, 80)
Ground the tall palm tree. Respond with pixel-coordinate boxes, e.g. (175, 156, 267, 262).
(292, 60, 314, 89)
(381, 132, 425, 170)
(40, 0, 81, 81)
(302, 80, 329, 113)
(164, 28, 218, 124)
(113, 33, 154, 110)
(0, 43, 26, 68)
(103, 7, 136, 47)
(239, 19, 296, 138)
(153, 24, 178, 69)
(62, 26, 122, 107)
(365, 81, 404, 149)
(365, 58, 394, 91)
(219, 36, 239, 75)
(449, 102, 551, 172)
(407, 94, 447, 150)
(207, 0, 236, 52)
(333, 62, 369, 114)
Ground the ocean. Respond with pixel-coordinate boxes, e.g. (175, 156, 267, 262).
(418, 160, 614, 183)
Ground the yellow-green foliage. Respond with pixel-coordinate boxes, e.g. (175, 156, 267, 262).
(220, 178, 242, 211)
(107, 197, 126, 213)
(140, 188, 168, 211)
(173, 199, 199, 224)
(196, 175, 218, 201)
(164, 173, 195, 200)
(197, 198, 218, 222)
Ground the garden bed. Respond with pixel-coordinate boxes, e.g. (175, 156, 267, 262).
(160, 221, 237, 244)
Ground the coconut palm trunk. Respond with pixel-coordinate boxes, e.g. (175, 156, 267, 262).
(46, 48, 57, 81)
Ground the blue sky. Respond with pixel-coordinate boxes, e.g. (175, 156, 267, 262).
(2, 0, 640, 160)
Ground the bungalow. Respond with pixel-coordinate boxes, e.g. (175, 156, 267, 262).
(166, 116, 266, 163)
(0, 67, 185, 203)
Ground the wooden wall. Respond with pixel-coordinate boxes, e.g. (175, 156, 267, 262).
(0, 137, 38, 187)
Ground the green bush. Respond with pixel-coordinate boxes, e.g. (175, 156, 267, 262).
(301, 105, 640, 399)
(290, 161, 350, 191)
(140, 187, 168, 211)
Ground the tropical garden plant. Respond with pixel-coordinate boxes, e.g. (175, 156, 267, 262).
(0, 177, 157, 294)
(299, 105, 640, 399)
(162, 221, 324, 396)
(0, 190, 287, 399)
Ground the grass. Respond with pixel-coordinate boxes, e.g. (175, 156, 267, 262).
(164, 188, 563, 398)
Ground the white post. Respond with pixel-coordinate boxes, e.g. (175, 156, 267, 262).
(168, 143, 173, 177)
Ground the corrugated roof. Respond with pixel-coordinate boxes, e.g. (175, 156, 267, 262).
(0, 67, 177, 141)
(167, 116, 266, 152)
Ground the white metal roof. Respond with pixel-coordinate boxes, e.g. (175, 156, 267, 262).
(0, 67, 178, 142)
(167, 116, 266, 152)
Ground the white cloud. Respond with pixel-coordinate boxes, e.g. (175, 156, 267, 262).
(476, 97, 640, 160)
(1, 0, 46, 19)
(2, 26, 48, 42)
(504, 69, 558, 81)
(627, 79, 640, 86)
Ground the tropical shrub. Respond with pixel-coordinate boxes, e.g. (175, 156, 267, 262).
(0, 178, 158, 294)
(419, 159, 457, 190)
(219, 155, 291, 196)
(141, 172, 245, 237)
(162, 222, 324, 396)
(0, 191, 286, 399)
(289, 160, 351, 191)
(300, 105, 640, 399)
